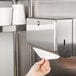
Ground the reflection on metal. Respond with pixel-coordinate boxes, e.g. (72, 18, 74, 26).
(13, 32, 19, 76)
(57, 19, 73, 57)
(26, 18, 57, 52)
(12, 31, 31, 76)
(73, 19, 76, 56)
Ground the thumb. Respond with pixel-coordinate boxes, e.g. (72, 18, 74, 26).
(37, 59, 45, 65)
(32, 59, 45, 71)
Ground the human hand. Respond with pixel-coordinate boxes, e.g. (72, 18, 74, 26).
(26, 59, 51, 76)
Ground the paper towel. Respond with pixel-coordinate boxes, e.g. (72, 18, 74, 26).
(33, 47, 60, 60)
(12, 4, 26, 25)
(0, 7, 12, 26)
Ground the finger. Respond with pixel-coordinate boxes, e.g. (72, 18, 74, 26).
(40, 65, 51, 74)
(45, 65, 51, 71)
(42, 60, 51, 72)
(41, 65, 47, 72)
(40, 60, 50, 70)
(43, 60, 50, 67)
(37, 59, 45, 65)
(33, 59, 45, 70)
(45, 67, 51, 74)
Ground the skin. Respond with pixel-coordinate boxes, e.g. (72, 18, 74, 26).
(26, 59, 51, 76)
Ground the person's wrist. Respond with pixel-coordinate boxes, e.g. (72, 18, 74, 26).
(26, 71, 32, 76)
(26, 70, 36, 76)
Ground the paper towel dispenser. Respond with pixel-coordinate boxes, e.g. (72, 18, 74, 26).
(26, 18, 74, 58)
(26, 18, 57, 53)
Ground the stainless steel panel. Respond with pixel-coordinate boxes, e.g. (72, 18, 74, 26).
(57, 19, 73, 57)
(13, 32, 20, 76)
(73, 19, 76, 56)
(18, 31, 32, 76)
(26, 18, 57, 52)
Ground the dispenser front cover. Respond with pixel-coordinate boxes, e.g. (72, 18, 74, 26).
(26, 18, 57, 52)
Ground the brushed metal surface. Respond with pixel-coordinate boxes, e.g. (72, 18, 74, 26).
(26, 18, 57, 52)
(73, 19, 76, 56)
(56, 19, 73, 57)
(18, 31, 32, 76)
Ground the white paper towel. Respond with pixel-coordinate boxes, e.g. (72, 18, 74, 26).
(33, 47, 60, 60)
(0, 8, 12, 26)
(12, 4, 26, 25)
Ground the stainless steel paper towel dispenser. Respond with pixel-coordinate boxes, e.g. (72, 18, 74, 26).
(26, 18, 57, 54)
(26, 18, 74, 58)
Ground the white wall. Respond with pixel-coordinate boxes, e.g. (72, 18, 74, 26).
(18, 0, 76, 18)
(0, 33, 14, 76)
(34, 1, 76, 18)
(0, 1, 12, 7)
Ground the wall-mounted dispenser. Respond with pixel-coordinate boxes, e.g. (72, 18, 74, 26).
(26, 18, 75, 58)
(26, 18, 57, 53)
